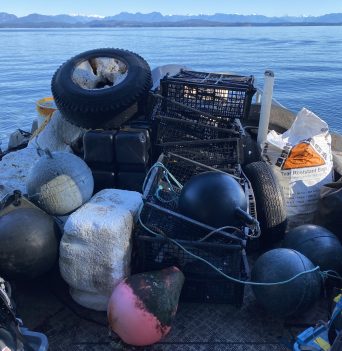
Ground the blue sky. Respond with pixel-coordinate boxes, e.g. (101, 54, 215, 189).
(2, 0, 342, 17)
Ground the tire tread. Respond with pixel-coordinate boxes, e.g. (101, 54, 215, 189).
(244, 161, 287, 245)
(51, 48, 152, 129)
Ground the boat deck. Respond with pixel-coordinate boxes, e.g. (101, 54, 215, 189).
(13, 270, 332, 351)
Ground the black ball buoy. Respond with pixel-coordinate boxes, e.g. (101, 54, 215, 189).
(178, 171, 247, 228)
(251, 248, 321, 317)
(283, 224, 342, 273)
(0, 208, 60, 279)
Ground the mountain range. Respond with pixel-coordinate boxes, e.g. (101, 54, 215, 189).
(1, 12, 342, 27)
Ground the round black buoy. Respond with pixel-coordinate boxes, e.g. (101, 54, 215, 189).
(283, 224, 342, 274)
(0, 208, 60, 279)
(251, 248, 321, 317)
(178, 171, 247, 228)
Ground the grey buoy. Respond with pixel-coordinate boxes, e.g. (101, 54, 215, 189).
(283, 224, 342, 273)
(27, 151, 94, 215)
(0, 208, 60, 279)
(251, 248, 321, 317)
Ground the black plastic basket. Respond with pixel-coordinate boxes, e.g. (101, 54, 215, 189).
(132, 153, 253, 305)
(157, 137, 242, 170)
(143, 153, 255, 222)
(133, 219, 248, 305)
(152, 97, 244, 167)
(152, 93, 241, 138)
(160, 69, 256, 120)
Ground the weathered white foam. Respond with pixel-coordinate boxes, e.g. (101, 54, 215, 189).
(0, 145, 39, 198)
(59, 189, 143, 311)
(29, 110, 85, 153)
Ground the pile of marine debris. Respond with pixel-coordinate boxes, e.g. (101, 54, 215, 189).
(1, 48, 342, 350)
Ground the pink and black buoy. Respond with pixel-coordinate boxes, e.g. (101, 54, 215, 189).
(108, 266, 185, 346)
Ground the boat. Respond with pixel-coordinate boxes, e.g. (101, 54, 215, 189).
(1, 55, 342, 351)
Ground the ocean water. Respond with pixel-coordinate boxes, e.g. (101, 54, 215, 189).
(0, 26, 342, 144)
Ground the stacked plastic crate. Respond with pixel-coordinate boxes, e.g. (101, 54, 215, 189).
(133, 70, 257, 305)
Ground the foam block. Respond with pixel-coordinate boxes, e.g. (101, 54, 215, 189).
(0, 146, 40, 197)
(59, 189, 143, 311)
(29, 110, 85, 153)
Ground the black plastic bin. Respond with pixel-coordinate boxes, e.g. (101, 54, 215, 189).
(133, 201, 249, 305)
(132, 153, 253, 306)
(151, 97, 244, 167)
(160, 69, 256, 121)
(156, 126, 243, 169)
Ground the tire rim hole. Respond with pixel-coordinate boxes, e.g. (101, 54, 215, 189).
(72, 57, 128, 90)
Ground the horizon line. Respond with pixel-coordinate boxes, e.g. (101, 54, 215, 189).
(2, 11, 341, 18)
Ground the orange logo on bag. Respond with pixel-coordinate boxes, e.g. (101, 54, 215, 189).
(282, 142, 325, 170)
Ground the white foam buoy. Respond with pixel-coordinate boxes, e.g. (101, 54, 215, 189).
(26, 151, 94, 215)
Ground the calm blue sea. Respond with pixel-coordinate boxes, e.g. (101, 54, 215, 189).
(0, 26, 342, 144)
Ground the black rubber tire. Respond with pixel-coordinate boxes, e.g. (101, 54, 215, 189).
(241, 133, 261, 165)
(51, 48, 152, 129)
(244, 161, 287, 247)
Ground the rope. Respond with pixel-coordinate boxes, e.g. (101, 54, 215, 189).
(138, 205, 322, 287)
(198, 225, 245, 242)
(321, 270, 342, 282)
(142, 161, 183, 195)
(198, 224, 260, 241)
(30, 110, 54, 140)
(155, 185, 178, 204)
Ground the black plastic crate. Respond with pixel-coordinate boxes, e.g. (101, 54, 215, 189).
(156, 128, 242, 169)
(145, 152, 246, 197)
(143, 152, 258, 244)
(152, 97, 244, 166)
(143, 153, 256, 223)
(152, 94, 241, 139)
(153, 153, 260, 252)
(160, 69, 256, 120)
(133, 220, 248, 305)
(132, 153, 256, 305)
